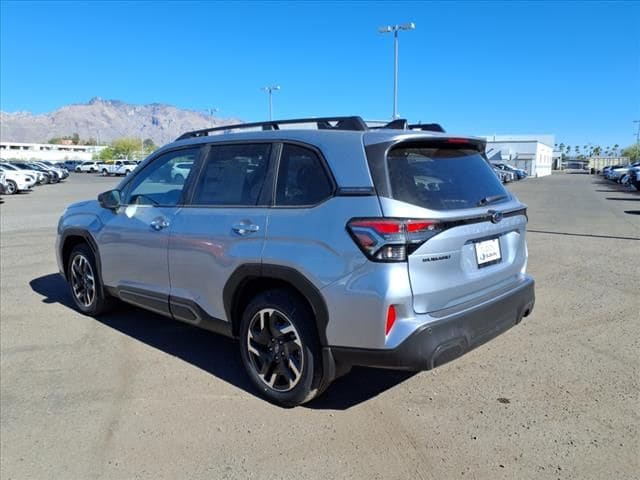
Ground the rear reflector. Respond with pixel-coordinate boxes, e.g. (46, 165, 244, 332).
(386, 305, 397, 335)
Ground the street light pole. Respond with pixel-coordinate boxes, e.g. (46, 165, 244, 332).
(261, 85, 280, 120)
(379, 22, 415, 119)
(634, 120, 640, 160)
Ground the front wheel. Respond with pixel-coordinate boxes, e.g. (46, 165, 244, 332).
(67, 244, 115, 315)
(239, 290, 323, 407)
(5, 180, 17, 195)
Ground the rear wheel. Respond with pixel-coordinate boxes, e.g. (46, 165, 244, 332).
(173, 173, 184, 184)
(239, 289, 323, 407)
(5, 180, 17, 195)
(67, 244, 115, 315)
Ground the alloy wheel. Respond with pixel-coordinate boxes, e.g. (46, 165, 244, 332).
(246, 308, 304, 392)
(6, 180, 16, 194)
(70, 254, 96, 308)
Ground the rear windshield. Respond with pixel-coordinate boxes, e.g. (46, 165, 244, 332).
(386, 145, 509, 210)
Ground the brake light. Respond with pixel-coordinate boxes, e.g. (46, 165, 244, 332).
(446, 138, 470, 144)
(347, 218, 441, 262)
(386, 305, 397, 335)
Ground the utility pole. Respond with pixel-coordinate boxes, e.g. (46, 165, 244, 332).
(261, 85, 280, 120)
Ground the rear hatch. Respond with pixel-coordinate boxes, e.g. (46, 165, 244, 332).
(369, 138, 528, 314)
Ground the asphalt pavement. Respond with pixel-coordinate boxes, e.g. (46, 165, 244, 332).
(1, 172, 638, 479)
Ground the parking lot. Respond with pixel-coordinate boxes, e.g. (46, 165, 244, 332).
(1, 172, 638, 479)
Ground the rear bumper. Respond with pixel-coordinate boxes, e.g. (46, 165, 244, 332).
(330, 275, 535, 371)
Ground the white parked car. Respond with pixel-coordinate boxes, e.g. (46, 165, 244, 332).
(0, 166, 36, 194)
(99, 160, 137, 176)
(75, 161, 101, 173)
(0, 172, 6, 195)
(0, 162, 46, 185)
(170, 161, 193, 183)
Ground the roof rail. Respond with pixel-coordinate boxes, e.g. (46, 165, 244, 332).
(176, 116, 368, 140)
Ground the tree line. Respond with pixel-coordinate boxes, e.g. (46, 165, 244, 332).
(93, 138, 157, 161)
(555, 143, 639, 161)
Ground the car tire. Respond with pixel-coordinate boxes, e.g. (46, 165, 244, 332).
(239, 289, 323, 407)
(5, 180, 17, 195)
(173, 173, 184, 184)
(67, 244, 116, 316)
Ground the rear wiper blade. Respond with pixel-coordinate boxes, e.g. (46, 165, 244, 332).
(477, 194, 507, 206)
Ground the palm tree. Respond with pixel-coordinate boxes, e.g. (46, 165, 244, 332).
(593, 146, 602, 157)
(613, 144, 619, 157)
(566, 145, 571, 159)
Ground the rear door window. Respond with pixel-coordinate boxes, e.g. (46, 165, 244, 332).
(275, 144, 333, 206)
(387, 145, 508, 210)
(191, 143, 272, 206)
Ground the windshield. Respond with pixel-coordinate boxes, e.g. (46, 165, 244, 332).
(387, 145, 509, 210)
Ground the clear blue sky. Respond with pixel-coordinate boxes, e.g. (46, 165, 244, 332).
(1, 0, 639, 149)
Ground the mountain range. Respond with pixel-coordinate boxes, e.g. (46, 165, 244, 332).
(0, 98, 239, 145)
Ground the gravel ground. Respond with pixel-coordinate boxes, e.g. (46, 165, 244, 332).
(1, 172, 638, 480)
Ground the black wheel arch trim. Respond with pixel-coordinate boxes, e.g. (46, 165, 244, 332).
(59, 228, 102, 282)
(223, 263, 330, 346)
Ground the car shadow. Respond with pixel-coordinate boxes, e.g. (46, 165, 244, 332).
(29, 273, 415, 410)
(605, 197, 640, 201)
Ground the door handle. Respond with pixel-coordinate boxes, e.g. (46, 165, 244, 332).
(150, 217, 170, 231)
(232, 223, 260, 235)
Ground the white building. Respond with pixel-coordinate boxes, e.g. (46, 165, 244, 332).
(0, 142, 107, 162)
(483, 134, 554, 177)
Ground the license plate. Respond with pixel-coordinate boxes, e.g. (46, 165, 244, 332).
(475, 238, 502, 267)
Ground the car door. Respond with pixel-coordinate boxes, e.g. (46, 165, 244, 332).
(168, 142, 275, 326)
(96, 147, 202, 314)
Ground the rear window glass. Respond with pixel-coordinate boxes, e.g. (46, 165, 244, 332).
(386, 145, 508, 210)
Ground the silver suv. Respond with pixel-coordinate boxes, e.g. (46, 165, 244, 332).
(56, 116, 535, 406)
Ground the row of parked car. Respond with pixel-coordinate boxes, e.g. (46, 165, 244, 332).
(0, 160, 70, 195)
(491, 162, 528, 183)
(71, 160, 140, 176)
(602, 162, 640, 189)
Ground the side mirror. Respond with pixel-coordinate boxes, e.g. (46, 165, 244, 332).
(98, 189, 121, 210)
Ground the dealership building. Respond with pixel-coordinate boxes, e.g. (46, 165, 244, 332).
(483, 134, 554, 177)
(0, 142, 107, 162)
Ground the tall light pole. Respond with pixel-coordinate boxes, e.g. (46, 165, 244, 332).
(634, 120, 640, 160)
(378, 22, 415, 119)
(261, 85, 280, 120)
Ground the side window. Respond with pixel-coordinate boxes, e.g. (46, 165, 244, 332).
(123, 148, 199, 206)
(191, 143, 272, 206)
(276, 144, 333, 206)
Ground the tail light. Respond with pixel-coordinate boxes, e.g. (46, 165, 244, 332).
(347, 218, 441, 262)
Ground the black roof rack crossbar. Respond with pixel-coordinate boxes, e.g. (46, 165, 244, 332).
(176, 116, 368, 140)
